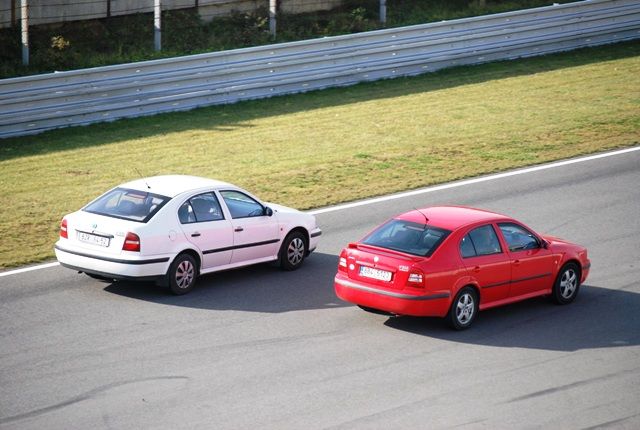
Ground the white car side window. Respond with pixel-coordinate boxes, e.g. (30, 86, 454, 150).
(179, 193, 224, 224)
(220, 190, 264, 219)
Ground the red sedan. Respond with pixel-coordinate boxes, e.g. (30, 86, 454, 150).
(334, 206, 590, 329)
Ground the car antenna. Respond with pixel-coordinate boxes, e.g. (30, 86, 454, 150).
(413, 207, 429, 227)
(134, 167, 151, 190)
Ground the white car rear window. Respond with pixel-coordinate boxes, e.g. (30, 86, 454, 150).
(84, 187, 170, 222)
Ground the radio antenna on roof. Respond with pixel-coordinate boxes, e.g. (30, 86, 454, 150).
(413, 208, 429, 227)
(134, 168, 151, 190)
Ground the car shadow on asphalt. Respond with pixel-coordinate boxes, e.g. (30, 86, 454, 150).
(104, 261, 639, 351)
(382, 284, 640, 351)
(102, 252, 346, 313)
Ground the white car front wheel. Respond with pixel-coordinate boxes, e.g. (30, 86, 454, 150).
(279, 231, 307, 271)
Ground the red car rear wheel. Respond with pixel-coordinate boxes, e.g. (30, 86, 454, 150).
(447, 287, 478, 330)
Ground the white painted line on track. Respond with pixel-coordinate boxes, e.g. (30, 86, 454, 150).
(1, 145, 638, 278)
(0, 262, 61, 278)
(308, 146, 640, 215)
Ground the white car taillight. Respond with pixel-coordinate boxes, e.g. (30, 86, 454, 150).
(123, 232, 141, 252)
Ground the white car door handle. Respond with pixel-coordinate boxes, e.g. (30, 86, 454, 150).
(234, 227, 244, 232)
(191, 232, 201, 237)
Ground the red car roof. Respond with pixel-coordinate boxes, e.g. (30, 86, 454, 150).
(396, 206, 512, 231)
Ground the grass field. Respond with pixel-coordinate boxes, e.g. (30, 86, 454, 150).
(1, 41, 639, 269)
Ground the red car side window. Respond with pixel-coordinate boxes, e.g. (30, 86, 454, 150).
(460, 224, 502, 258)
(498, 223, 540, 252)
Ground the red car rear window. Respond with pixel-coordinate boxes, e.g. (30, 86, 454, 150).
(362, 220, 451, 256)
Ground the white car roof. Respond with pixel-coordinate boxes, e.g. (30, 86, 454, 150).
(120, 175, 235, 198)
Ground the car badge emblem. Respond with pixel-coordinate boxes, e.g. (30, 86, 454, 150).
(92, 223, 97, 229)
(374, 256, 379, 263)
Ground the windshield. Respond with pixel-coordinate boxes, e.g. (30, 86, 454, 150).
(83, 187, 170, 223)
(362, 220, 451, 257)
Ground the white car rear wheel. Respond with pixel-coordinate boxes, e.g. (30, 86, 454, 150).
(168, 253, 198, 295)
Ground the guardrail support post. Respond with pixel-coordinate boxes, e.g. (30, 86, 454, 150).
(269, 0, 277, 39)
(154, 0, 161, 51)
(11, 0, 17, 27)
(21, 0, 29, 65)
(380, 0, 386, 26)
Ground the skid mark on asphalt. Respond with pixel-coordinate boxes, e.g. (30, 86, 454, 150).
(581, 413, 640, 430)
(0, 376, 189, 425)
(504, 368, 638, 403)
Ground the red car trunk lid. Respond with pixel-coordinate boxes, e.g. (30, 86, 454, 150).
(345, 244, 423, 289)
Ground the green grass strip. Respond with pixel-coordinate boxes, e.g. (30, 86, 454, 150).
(1, 41, 639, 269)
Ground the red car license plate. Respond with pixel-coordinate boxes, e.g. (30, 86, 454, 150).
(359, 266, 392, 282)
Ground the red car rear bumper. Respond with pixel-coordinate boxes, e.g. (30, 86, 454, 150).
(334, 273, 451, 317)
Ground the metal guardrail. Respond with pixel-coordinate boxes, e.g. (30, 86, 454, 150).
(1, 0, 639, 139)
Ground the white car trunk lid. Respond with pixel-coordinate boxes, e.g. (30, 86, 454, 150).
(65, 211, 141, 255)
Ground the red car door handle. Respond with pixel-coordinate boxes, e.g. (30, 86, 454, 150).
(513, 259, 521, 266)
(473, 266, 481, 272)
(234, 227, 244, 232)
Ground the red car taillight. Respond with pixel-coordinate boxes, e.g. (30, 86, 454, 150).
(60, 218, 68, 239)
(406, 269, 425, 288)
(338, 249, 348, 272)
(123, 232, 140, 252)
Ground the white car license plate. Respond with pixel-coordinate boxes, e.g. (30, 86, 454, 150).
(77, 232, 110, 247)
(359, 266, 392, 282)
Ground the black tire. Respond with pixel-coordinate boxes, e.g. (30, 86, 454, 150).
(552, 262, 581, 305)
(279, 231, 307, 271)
(446, 287, 479, 330)
(167, 253, 198, 295)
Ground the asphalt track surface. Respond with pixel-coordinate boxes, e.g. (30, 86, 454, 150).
(1, 149, 639, 429)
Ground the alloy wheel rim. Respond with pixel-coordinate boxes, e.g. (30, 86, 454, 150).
(287, 238, 304, 265)
(456, 293, 475, 325)
(559, 268, 577, 299)
(176, 260, 194, 289)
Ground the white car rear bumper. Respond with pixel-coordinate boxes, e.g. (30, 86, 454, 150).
(54, 243, 171, 281)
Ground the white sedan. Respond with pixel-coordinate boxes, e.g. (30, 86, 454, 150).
(54, 175, 322, 294)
